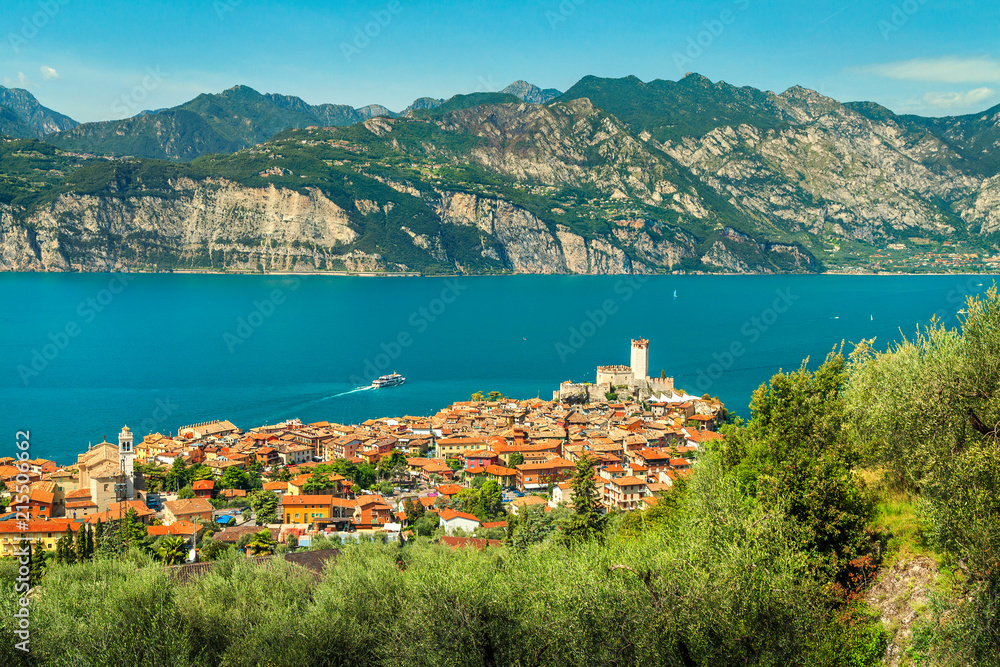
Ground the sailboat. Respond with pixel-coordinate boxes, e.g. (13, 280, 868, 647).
(673, 290, 678, 299)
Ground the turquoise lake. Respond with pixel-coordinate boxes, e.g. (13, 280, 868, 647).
(1, 273, 993, 464)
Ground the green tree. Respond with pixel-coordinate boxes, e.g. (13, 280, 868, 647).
(157, 536, 188, 565)
(470, 391, 485, 401)
(487, 391, 502, 402)
(246, 529, 276, 556)
(412, 515, 438, 537)
(478, 480, 504, 521)
(508, 452, 524, 467)
(219, 466, 251, 491)
(724, 351, 875, 582)
(191, 464, 215, 481)
(403, 497, 417, 525)
(248, 489, 279, 525)
(200, 539, 231, 561)
(119, 507, 148, 550)
(353, 463, 377, 491)
(559, 455, 606, 546)
(164, 457, 190, 491)
(74, 523, 89, 562)
(57, 527, 76, 565)
(377, 450, 407, 479)
(286, 533, 298, 550)
(410, 497, 426, 521)
(178, 485, 196, 499)
(507, 505, 555, 551)
(29, 538, 46, 587)
(303, 470, 337, 494)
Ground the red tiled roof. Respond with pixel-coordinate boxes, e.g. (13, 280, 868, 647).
(438, 509, 480, 524)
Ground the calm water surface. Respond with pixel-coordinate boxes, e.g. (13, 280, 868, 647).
(1, 273, 992, 463)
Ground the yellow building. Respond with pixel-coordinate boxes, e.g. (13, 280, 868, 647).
(435, 437, 489, 458)
(281, 495, 333, 524)
(0, 519, 82, 556)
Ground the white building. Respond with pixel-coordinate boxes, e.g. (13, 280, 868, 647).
(438, 508, 481, 534)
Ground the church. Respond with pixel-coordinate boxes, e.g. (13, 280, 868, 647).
(66, 425, 138, 518)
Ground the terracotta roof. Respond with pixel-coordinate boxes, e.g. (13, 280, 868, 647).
(147, 520, 199, 536)
(438, 509, 481, 524)
(192, 480, 214, 490)
(282, 495, 333, 506)
(163, 497, 213, 516)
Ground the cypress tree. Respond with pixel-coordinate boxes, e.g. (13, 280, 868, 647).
(54, 535, 65, 564)
(62, 526, 76, 564)
(29, 539, 45, 586)
(86, 524, 95, 558)
(74, 524, 87, 562)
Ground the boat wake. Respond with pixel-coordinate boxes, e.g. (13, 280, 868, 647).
(323, 386, 375, 400)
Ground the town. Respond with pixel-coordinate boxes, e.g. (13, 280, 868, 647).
(1, 340, 725, 561)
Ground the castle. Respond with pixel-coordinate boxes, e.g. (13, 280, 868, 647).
(596, 339, 675, 395)
(558, 338, 676, 403)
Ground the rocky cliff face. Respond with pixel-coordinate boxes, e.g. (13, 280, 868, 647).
(659, 87, 985, 244)
(1, 180, 384, 272)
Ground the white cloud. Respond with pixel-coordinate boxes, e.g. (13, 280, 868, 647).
(40, 65, 61, 80)
(923, 87, 996, 109)
(860, 56, 1000, 84)
(17, 71, 30, 87)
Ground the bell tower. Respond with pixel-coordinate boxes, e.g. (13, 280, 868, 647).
(118, 425, 135, 499)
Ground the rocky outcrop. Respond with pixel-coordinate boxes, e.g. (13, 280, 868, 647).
(1, 179, 380, 272)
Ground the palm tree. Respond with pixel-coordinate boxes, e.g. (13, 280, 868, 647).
(157, 536, 188, 565)
(246, 529, 276, 556)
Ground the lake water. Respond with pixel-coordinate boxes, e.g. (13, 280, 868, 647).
(1, 273, 992, 464)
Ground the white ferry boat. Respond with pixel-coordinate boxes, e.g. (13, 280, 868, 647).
(372, 373, 405, 388)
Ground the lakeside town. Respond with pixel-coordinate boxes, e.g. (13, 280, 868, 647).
(2, 339, 725, 560)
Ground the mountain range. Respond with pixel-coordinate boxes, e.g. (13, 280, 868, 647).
(0, 74, 998, 275)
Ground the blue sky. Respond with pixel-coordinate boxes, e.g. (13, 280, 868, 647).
(2, 0, 998, 123)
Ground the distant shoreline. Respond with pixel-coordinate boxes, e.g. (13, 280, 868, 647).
(2, 270, 997, 278)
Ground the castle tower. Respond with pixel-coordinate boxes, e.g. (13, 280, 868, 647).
(630, 339, 649, 381)
(118, 425, 135, 499)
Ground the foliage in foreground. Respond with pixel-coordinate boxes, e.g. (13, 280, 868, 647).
(0, 455, 882, 667)
(846, 286, 1000, 666)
